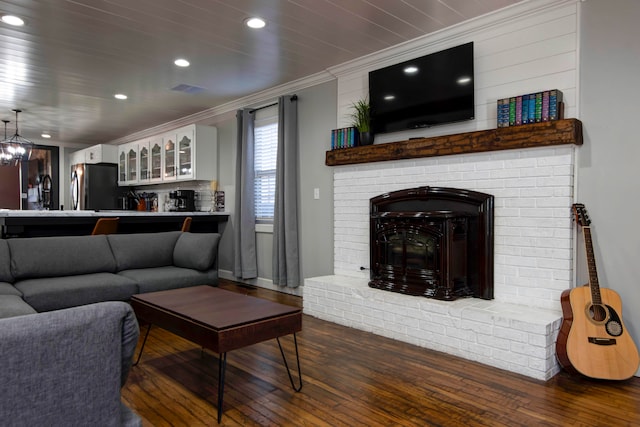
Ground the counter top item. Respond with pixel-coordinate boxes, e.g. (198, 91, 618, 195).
(0, 211, 229, 238)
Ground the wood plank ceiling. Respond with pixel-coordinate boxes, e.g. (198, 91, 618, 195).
(0, 0, 521, 145)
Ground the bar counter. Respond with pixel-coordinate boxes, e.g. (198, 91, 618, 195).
(0, 210, 229, 238)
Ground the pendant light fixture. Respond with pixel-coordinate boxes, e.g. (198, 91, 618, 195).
(0, 109, 33, 165)
(0, 119, 12, 166)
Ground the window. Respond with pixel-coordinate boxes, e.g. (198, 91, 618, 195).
(254, 105, 278, 223)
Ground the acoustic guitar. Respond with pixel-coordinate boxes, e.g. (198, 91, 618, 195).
(555, 203, 640, 379)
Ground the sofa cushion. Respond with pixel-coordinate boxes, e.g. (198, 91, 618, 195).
(0, 240, 12, 283)
(108, 231, 181, 271)
(119, 266, 217, 294)
(15, 273, 138, 312)
(0, 282, 21, 296)
(8, 235, 117, 280)
(173, 232, 220, 271)
(0, 295, 37, 319)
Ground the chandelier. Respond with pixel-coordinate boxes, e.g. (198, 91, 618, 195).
(1, 120, 11, 165)
(0, 109, 33, 165)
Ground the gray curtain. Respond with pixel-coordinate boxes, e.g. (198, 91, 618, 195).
(272, 95, 300, 288)
(233, 109, 258, 279)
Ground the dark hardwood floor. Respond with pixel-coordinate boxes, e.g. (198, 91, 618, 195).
(122, 280, 640, 426)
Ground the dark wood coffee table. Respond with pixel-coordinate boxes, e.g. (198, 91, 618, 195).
(130, 285, 302, 423)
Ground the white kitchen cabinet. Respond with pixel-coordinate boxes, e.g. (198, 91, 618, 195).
(70, 144, 117, 166)
(138, 135, 163, 184)
(149, 136, 163, 182)
(117, 141, 140, 186)
(118, 124, 216, 186)
(162, 124, 217, 183)
(118, 148, 126, 183)
(162, 133, 177, 181)
(84, 144, 117, 164)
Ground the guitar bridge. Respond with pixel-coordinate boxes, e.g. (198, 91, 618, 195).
(588, 337, 617, 346)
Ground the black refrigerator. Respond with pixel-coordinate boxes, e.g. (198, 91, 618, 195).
(70, 163, 119, 210)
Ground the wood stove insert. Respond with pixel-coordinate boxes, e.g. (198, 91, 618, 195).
(369, 187, 494, 300)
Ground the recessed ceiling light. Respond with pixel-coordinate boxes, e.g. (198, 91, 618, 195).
(384, 95, 396, 101)
(1, 15, 25, 26)
(457, 76, 472, 85)
(114, 94, 128, 100)
(41, 133, 51, 139)
(174, 58, 190, 67)
(404, 66, 419, 74)
(245, 17, 266, 29)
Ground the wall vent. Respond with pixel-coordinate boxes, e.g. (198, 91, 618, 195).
(171, 84, 207, 94)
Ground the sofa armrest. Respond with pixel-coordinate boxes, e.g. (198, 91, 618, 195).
(173, 232, 221, 271)
(0, 301, 141, 426)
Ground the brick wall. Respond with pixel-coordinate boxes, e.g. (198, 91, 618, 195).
(333, 146, 575, 310)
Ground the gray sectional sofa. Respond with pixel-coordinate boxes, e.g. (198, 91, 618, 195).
(0, 301, 142, 426)
(0, 230, 221, 318)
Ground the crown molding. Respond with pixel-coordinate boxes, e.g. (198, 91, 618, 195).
(108, 70, 335, 145)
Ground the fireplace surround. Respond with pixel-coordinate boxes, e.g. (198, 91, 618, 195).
(369, 187, 493, 301)
(304, 144, 577, 380)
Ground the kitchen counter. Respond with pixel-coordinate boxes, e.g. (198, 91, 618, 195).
(0, 210, 228, 217)
(0, 210, 229, 238)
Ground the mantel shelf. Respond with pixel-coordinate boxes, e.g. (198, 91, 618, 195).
(325, 118, 583, 167)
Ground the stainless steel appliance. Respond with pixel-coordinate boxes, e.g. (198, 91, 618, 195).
(169, 190, 195, 212)
(70, 163, 119, 210)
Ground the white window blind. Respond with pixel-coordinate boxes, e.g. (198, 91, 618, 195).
(254, 105, 278, 222)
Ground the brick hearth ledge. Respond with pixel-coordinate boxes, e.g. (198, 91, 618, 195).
(304, 275, 563, 381)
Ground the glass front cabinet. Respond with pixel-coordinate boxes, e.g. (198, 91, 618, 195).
(117, 124, 217, 186)
(139, 143, 149, 183)
(117, 141, 139, 186)
(137, 136, 163, 184)
(177, 126, 194, 180)
(149, 137, 163, 182)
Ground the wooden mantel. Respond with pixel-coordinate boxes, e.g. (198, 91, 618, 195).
(326, 118, 583, 167)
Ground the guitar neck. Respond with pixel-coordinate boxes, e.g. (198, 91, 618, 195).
(582, 225, 602, 304)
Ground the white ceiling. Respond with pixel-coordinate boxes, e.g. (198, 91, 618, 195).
(0, 0, 521, 146)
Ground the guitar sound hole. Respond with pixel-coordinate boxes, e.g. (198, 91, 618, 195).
(587, 304, 607, 322)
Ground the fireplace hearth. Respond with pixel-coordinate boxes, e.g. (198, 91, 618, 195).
(369, 187, 494, 300)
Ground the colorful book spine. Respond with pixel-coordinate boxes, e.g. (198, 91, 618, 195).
(331, 127, 359, 149)
(549, 89, 564, 121)
(495, 89, 565, 128)
(541, 90, 550, 121)
(508, 97, 516, 127)
(528, 94, 536, 124)
(497, 98, 509, 128)
(534, 92, 543, 122)
(522, 94, 530, 124)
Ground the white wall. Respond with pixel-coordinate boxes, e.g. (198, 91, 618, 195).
(578, 0, 640, 376)
(331, 0, 578, 139)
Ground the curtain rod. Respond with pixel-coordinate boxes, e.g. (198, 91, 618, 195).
(249, 94, 297, 113)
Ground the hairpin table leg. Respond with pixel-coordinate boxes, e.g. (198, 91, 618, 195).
(133, 324, 152, 366)
(217, 352, 227, 423)
(277, 333, 302, 392)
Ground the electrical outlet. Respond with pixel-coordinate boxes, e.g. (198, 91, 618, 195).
(313, 188, 320, 199)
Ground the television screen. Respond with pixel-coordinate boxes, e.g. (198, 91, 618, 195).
(369, 42, 474, 134)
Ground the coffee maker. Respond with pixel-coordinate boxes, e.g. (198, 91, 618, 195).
(169, 190, 195, 212)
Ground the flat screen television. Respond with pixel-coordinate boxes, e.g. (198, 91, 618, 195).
(369, 42, 474, 135)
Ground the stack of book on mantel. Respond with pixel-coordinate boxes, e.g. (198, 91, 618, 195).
(497, 89, 564, 128)
(330, 127, 359, 150)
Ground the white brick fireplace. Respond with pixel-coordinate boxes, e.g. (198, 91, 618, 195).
(304, 146, 576, 380)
